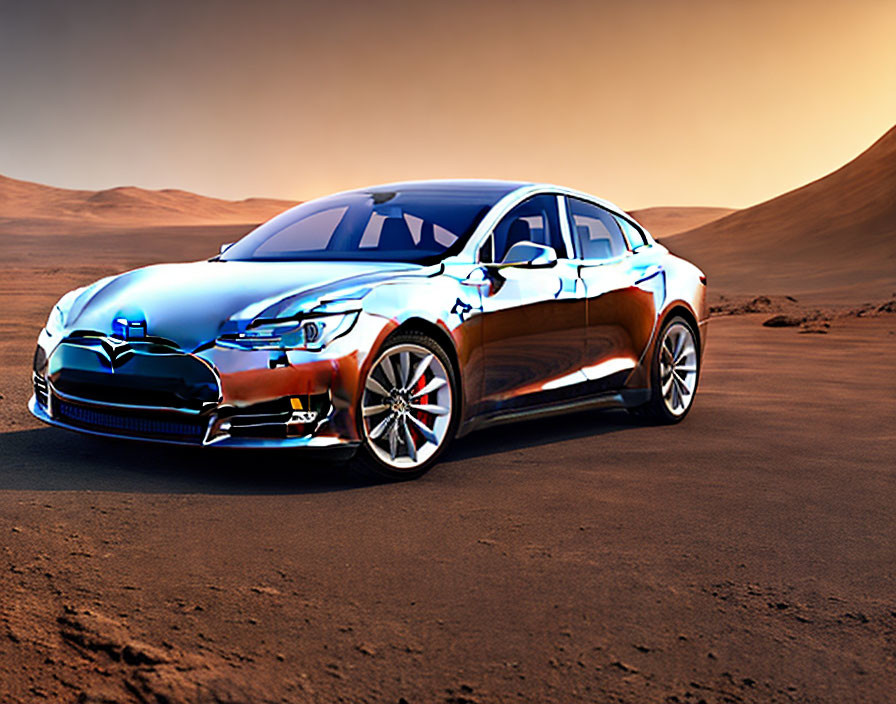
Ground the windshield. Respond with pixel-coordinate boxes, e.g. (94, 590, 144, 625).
(220, 183, 520, 263)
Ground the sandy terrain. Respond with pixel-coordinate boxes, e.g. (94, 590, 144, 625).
(665, 126, 896, 306)
(0, 126, 894, 702)
(628, 206, 736, 240)
(1, 316, 893, 704)
(0, 173, 297, 233)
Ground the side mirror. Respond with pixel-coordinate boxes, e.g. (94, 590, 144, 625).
(497, 241, 557, 269)
(219, 242, 234, 255)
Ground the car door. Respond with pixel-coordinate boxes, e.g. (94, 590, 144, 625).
(474, 194, 586, 415)
(566, 197, 658, 391)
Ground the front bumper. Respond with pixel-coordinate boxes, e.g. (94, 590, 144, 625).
(28, 315, 393, 450)
(28, 394, 357, 450)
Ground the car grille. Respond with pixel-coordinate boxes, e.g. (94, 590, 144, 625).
(55, 401, 207, 442)
(48, 337, 220, 411)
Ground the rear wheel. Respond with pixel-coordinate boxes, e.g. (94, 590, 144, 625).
(631, 316, 699, 423)
(352, 332, 459, 480)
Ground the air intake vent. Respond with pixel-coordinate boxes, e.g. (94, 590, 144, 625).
(56, 401, 207, 442)
(33, 373, 49, 408)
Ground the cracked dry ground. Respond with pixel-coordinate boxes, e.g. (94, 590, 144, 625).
(1, 315, 895, 703)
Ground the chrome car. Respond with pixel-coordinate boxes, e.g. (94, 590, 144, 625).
(30, 180, 707, 479)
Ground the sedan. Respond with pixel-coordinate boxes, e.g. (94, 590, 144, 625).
(30, 180, 707, 479)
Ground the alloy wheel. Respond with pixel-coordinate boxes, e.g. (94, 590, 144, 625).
(361, 343, 453, 470)
(659, 322, 698, 416)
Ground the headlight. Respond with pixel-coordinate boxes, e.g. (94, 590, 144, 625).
(219, 312, 359, 351)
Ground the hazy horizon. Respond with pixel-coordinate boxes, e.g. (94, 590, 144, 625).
(1, 0, 894, 210)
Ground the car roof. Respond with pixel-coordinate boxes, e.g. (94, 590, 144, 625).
(347, 179, 530, 198)
(346, 179, 627, 218)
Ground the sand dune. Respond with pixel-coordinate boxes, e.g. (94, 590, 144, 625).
(0, 173, 297, 232)
(628, 206, 735, 239)
(665, 126, 896, 303)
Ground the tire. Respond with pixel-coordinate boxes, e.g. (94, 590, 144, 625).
(351, 331, 460, 481)
(630, 315, 700, 424)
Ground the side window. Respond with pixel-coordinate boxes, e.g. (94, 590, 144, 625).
(567, 197, 628, 261)
(484, 194, 567, 263)
(618, 217, 648, 250)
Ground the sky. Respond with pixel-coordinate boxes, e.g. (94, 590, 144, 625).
(0, 0, 894, 209)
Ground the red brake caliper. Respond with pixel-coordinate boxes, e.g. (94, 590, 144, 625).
(409, 372, 429, 446)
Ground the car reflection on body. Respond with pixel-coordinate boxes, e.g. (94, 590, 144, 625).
(30, 180, 707, 479)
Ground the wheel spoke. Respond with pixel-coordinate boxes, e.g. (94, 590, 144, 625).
(369, 413, 393, 440)
(407, 354, 433, 389)
(662, 343, 674, 365)
(362, 403, 390, 417)
(672, 331, 685, 361)
(380, 355, 398, 387)
(672, 372, 690, 398)
(407, 413, 438, 445)
(662, 371, 674, 397)
(399, 352, 410, 387)
(409, 403, 450, 416)
(411, 376, 446, 399)
(365, 376, 390, 398)
(388, 420, 399, 459)
(401, 416, 417, 462)
(675, 343, 695, 366)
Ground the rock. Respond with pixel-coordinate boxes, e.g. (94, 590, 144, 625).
(747, 295, 773, 310)
(763, 315, 802, 327)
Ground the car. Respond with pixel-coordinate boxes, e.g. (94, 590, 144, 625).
(30, 180, 707, 479)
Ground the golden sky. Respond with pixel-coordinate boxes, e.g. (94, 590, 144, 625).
(1, 0, 894, 208)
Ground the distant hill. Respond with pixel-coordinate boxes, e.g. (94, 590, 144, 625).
(628, 206, 736, 239)
(4, 124, 895, 307)
(0, 174, 298, 233)
(665, 125, 896, 303)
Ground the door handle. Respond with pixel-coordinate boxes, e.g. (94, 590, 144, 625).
(461, 268, 492, 290)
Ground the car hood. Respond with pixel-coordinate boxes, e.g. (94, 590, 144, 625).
(65, 260, 424, 350)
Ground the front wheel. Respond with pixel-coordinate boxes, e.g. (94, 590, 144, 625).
(352, 332, 459, 480)
(630, 316, 700, 423)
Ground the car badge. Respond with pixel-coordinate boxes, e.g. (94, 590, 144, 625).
(97, 336, 134, 367)
(112, 317, 147, 340)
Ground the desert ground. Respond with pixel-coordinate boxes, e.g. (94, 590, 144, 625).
(0, 127, 894, 703)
